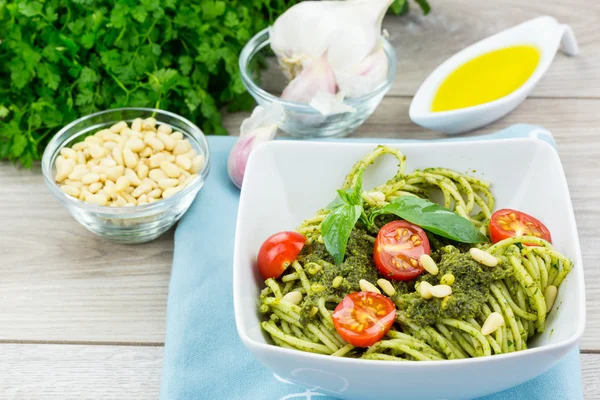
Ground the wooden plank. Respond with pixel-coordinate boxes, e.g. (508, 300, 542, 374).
(0, 166, 172, 343)
(0, 97, 599, 349)
(258, 0, 600, 98)
(0, 344, 598, 399)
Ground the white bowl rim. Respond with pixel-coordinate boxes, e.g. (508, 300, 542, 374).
(41, 107, 211, 215)
(233, 137, 586, 367)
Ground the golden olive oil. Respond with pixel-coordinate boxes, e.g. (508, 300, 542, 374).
(432, 45, 540, 112)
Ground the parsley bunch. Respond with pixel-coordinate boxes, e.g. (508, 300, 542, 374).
(0, 0, 302, 167)
(0, 0, 429, 168)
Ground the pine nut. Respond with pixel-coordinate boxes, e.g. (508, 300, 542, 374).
(429, 284, 452, 298)
(60, 185, 80, 197)
(88, 182, 103, 194)
(115, 176, 131, 192)
(86, 193, 108, 206)
(136, 163, 149, 180)
(138, 146, 152, 158)
(190, 155, 204, 174)
(174, 154, 191, 171)
(171, 131, 183, 140)
(160, 161, 181, 178)
(157, 123, 172, 135)
(162, 186, 183, 199)
(103, 141, 117, 150)
(126, 138, 145, 152)
(440, 273, 455, 286)
(147, 137, 165, 152)
(110, 121, 127, 133)
(142, 178, 158, 189)
(85, 135, 103, 146)
(419, 281, 433, 299)
(122, 192, 137, 205)
(72, 142, 87, 151)
(124, 168, 142, 186)
(368, 191, 386, 203)
(56, 158, 75, 181)
(60, 147, 77, 159)
(156, 178, 178, 190)
(112, 147, 124, 166)
(106, 166, 124, 182)
(149, 153, 166, 169)
(123, 148, 138, 169)
(281, 291, 303, 305)
(91, 165, 107, 175)
(131, 118, 143, 132)
(143, 117, 157, 130)
(82, 173, 100, 184)
(186, 148, 197, 159)
(143, 131, 156, 143)
(100, 157, 117, 168)
(115, 196, 127, 207)
(76, 151, 86, 165)
(359, 279, 381, 294)
(137, 194, 148, 205)
(79, 190, 91, 201)
(64, 179, 83, 188)
(147, 188, 162, 198)
(544, 285, 558, 312)
(419, 254, 439, 275)
(89, 144, 106, 159)
(173, 140, 191, 156)
(132, 184, 152, 198)
(332, 276, 343, 288)
(481, 312, 504, 335)
(377, 279, 396, 297)
(149, 168, 168, 182)
(158, 132, 175, 151)
(469, 248, 499, 267)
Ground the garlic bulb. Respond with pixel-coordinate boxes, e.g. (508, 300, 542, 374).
(227, 104, 285, 189)
(270, 0, 392, 114)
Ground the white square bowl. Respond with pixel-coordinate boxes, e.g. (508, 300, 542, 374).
(233, 139, 585, 400)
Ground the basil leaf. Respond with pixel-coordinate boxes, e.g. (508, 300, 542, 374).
(370, 196, 488, 243)
(322, 204, 362, 264)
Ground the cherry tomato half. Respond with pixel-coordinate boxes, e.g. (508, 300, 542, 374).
(489, 209, 552, 245)
(373, 220, 431, 281)
(257, 231, 306, 280)
(332, 292, 396, 347)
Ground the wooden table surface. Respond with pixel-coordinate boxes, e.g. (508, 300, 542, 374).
(1, 1, 599, 398)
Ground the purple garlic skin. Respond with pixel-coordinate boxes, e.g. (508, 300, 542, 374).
(227, 104, 285, 189)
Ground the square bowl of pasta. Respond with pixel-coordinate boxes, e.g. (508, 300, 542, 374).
(233, 138, 585, 400)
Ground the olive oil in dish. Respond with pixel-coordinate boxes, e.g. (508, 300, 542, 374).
(432, 45, 540, 112)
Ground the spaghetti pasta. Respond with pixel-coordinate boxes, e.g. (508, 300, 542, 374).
(259, 146, 572, 360)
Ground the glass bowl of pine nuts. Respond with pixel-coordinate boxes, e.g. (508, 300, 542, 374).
(41, 108, 210, 244)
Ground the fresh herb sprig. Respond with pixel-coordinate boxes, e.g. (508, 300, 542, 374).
(0, 0, 301, 167)
(323, 184, 487, 265)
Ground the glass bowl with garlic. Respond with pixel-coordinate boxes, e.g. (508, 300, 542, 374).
(239, 0, 397, 138)
(41, 108, 210, 244)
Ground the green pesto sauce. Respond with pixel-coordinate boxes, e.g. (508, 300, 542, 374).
(398, 245, 513, 325)
(295, 230, 512, 327)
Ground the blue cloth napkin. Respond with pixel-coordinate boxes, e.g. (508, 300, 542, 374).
(160, 124, 583, 400)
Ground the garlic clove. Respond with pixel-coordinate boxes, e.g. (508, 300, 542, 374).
(335, 48, 389, 98)
(281, 56, 337, 103)
(227, 104, 285, 189)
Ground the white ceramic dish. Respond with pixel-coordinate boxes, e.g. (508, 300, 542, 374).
(233, 139, 585, 400)
(409, 16, 579, 134)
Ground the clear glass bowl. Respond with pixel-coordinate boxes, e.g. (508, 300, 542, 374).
(41, 108, 210, 244)
(239, 28, 397, 138)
